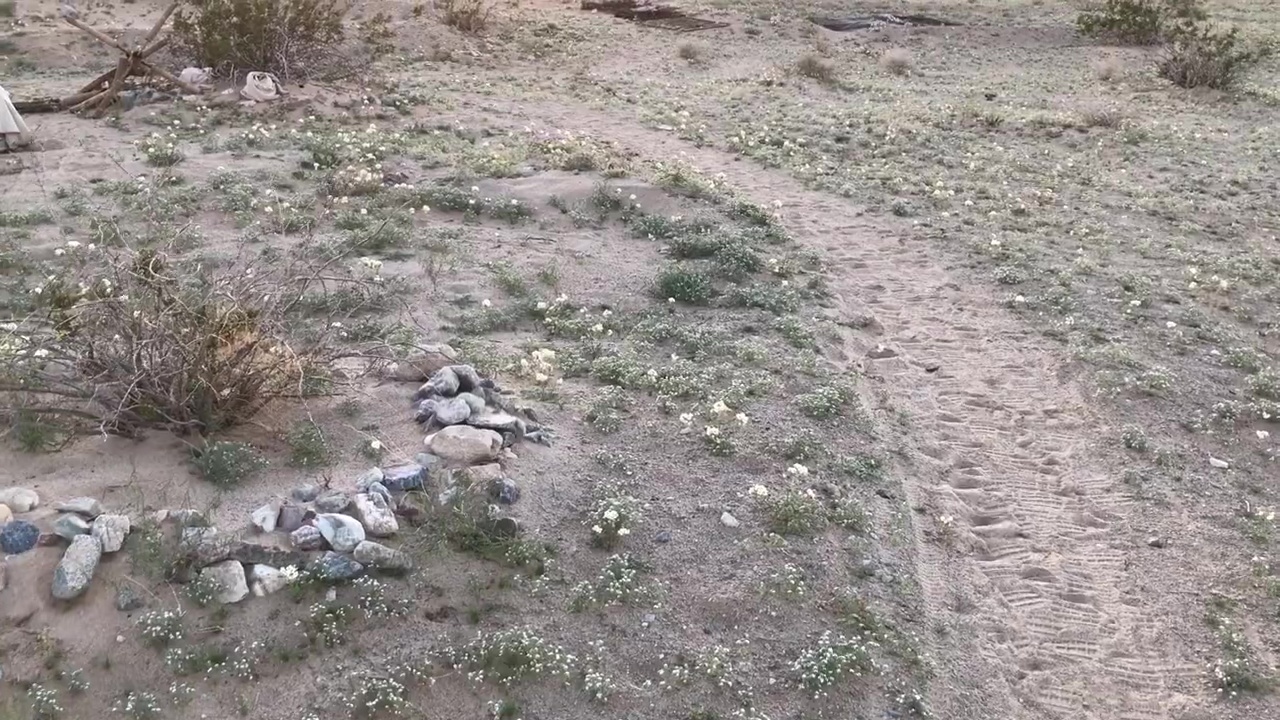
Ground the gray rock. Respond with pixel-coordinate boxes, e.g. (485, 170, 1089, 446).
(424, 426, 503, 465)
(179, 527, 234, 567)
(382, 463, 427, 492)
(53, 513, 92, 540)
(0, 487, 39, 513)
(249, 565, 289, 596)
(456, 392, 487, 415)
(251, 502, 281, 533)
(201, 560, 250, 604)
(292, 484, 322, 503)
(467, 463, 504, 484)
(466, 409, 525, 438)
(228, 542, 308, 569)
(355, 467, 386, 493)
(115, 584, 145, 612)
(278, 503, 308, 533)
(488, 516, 520, 538)
(290, 525, 325, 550)
(491, 478, 520, 505)
(353, 540, 412, 575)
(55, 497, 103, 518)
(353, 494, 398, 538)
(413, 397, 440, 424)
(433, 397, 472, 426)
(168, 509, 210, 527)
(310, 551, 364, 582)
(720, 512, 740, 528)
(91, 514, 131, 553)
(0, 520, 40, 554)
(418, 366, 460, 398)
(52, 535, 102, 600)
(314, 491, 350, 514)
(655, 530, 673, 544)
(449, 364, 483, 392)
(315, 513, 365, 552)
(369, 482, 394, 505)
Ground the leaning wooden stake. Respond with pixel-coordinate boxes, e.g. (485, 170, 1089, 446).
(62, 1, 201, 117)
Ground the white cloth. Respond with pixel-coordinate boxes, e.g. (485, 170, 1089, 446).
(0, 85, 32, 151)
(240, 72, 284, 102)
(179, 67, 213, 87)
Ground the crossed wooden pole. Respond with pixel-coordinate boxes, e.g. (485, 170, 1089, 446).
(60, 2, 203, 117)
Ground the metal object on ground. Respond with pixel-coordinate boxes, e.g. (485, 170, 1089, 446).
(810, 14, 961, 32)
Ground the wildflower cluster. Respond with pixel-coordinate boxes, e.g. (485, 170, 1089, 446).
(353, 576, 408, 619)
(569, 553, 658, 611)
(340, 674, 410, 717)
(683, 399, 750, 456)
(537, 293, 618, 339)
(28, 683, 63, 719)
(791, 630, 880, 698)
(444, 627, 577, 686)
(301, 123, 401, 170)
(764, 562, 808, 599)
(137, 609, 184, 647)
(303, 601, 355, 647)
(136, 132, 183, 166)
(588, 492, 640, 549)
(515, 347, 559, 385)
(111, 690, 162, 719)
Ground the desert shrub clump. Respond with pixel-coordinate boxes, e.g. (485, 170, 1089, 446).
(1157, 23, 1272, 89)
(172, 0, 347, 79)
(0, 241, 372, 439)
(1076, 0, 1206, 45)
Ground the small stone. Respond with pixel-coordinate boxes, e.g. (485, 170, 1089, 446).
(315, 513, 366, 552)
(720, 512, 740, 528)
(0, 503, 12, 525)
(91, 514, 131, 553)
(457, 392, 487, 415)
(424, 426, 503, 465)
(252, 502, 281, 533)
(310, 551, 364, 582)
(1147, 537, 1168, 549)
(292, 484, 322, 502)
(0, 520, 40, 554)
(355, 468, 386, 493)
(52, 535, 102, 600)
(433, 397, 472, 426)
(168, 509, 209, 527)
(179, 527, 234, 566)
(353, 540, 413, 575)
(642, 613, 657, 627)
(353, 494, 398, 538)
(228, 542, 309, 569)
(314, 491, 350, 514)
(449, 364, 483, 392)
(278, 503, 308, 533)
(53, 513, 92, 540)
(416, 366, 459, 399)
(366, 482, 394, 506)
(466, 410, 525, 438)
(491, 478, 520, 505)
(0, 559, 7, 592)
(381, 463, 427, 492)
(55, 497, 103, 518)
(200, 560, 250, 604)
(115, 584, 145, 612)
(1209, 455, 1230, 469)
(0, 487, 39, 513)
(866, 344, 898, 359)
(249, 565, 289, 596)
(290, 525, 325, 550)
(468, 463, 504, 484)
(655, 530, 673, 544)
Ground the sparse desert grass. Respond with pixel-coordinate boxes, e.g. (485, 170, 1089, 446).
(439, 0, 491, 33)
(795, 54, 837, 84)
(880, 48, 913, 76)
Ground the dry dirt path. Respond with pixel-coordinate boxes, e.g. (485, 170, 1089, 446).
(449, 94, 1210, 720)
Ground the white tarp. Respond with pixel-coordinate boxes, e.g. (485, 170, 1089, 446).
(0, 84, 33, 151)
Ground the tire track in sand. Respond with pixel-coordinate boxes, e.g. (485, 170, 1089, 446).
(457, 98, 1207, 720)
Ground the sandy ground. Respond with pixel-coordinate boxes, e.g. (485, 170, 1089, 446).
(1, 1, 1279, 719)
